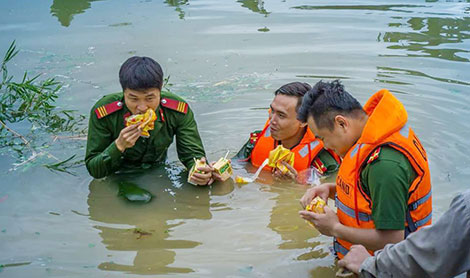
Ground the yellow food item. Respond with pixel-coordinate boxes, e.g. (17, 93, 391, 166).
(306, 196, 326, 214)
(234, 175, 249, 184)
(268, 145, 294, 174)
(188, 158, 207, 185)
(213, 157, 233, 181)
(125, 109, 157, 137)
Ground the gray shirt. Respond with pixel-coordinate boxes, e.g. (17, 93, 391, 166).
(360, 190, 470, 278)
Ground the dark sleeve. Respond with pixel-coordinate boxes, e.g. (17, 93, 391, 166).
(233, 130, 262, 161)
(315, 149, 339, 175)
(360, 191, 470, 278)
(85, 108, 123, 178)
(361, 148, 414, 230)
(174, 106, 206, 170)
(234, 139, 251, 160)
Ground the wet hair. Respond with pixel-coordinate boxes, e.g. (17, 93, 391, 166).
(119, 56, 164, 91)
(274, 82, 312, 113)
(297, 80, 364, 131)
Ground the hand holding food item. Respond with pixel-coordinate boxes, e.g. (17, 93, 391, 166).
(213, 157, 233, 182)
(125, 108, 157, 137)
(306, 196, 326, 213)
(304, 196, 327, 228)
(188, 158, 207, 185)
(268, 145, 294, 174)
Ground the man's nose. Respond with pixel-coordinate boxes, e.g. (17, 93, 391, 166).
(270, 114, 277, 125)
(137, 103, 148, 112)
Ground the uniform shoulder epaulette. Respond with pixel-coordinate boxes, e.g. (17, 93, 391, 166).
(367, 147, 382, 164)
(312, 157, 328, 175)
(160, 97, 188, 114)
(249, 130, 262, 145)
(94, 100, 124, 119)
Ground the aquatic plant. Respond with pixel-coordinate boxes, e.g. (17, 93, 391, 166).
(0, 41, 86, 174)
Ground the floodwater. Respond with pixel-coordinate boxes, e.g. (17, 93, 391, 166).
(1, 0, 470, 277)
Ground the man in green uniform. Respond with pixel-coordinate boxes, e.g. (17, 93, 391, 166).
(298, 80, 432, 255)
(85, 56, 212, 185)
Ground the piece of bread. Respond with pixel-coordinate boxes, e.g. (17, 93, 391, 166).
(125, 109, 157, 137)
(268, 145, 295, 174)
(306, 196, 326, 214)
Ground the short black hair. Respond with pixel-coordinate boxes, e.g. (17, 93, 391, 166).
(274, 82, 312, 113)
(297, 80, 364, 130)
(119, 56, 164, 91)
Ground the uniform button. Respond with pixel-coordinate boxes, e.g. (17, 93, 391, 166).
(117, 101, 123, 107)
(161, 99, 167, 104)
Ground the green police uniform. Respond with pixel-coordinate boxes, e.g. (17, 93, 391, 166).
(85, 91, 206, 179)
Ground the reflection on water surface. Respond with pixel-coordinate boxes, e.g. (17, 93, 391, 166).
(50, 0, 101, 27)
(381, 17, 470, 62)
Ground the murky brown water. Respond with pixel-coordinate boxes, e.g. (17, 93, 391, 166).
(1, 0, 470, 277)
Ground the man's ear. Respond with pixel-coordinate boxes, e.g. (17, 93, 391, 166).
(334, 115, 349, 131)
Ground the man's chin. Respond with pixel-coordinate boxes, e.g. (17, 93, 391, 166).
(271, 134, 281, 141)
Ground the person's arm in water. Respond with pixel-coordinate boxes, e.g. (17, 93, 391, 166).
(339, 191, 470, 278)
(85, 105, 140, 179)
(300, 206, 404, 251)
(173, 105, 212, 185)
(300, 148, 413, 251)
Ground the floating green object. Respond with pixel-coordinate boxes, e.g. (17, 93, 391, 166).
(118, 182, 153, 203)
(257, 27, 270, 32)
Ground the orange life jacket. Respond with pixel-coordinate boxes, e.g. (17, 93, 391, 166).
(250, 119, 339, 174)
(334, 89, 432, 259)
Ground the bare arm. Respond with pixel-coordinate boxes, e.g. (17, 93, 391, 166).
(299, 206, 404, 251)
(334, 224, 404, 251)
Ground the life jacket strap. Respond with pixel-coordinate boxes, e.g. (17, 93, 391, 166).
(405, 209, 432, 238)
(335, 196, 373, 222)
(409, 190, 432, 211)
(333, 239, 348, 257)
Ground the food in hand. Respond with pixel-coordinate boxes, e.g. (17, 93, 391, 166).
(306, 196, 326, 214)
(125, 108, 157, 137)
(268, 145, 294, 174)
(213, 157, 233, 181)
(304, 196, 327, 228)
(188, 158, 207, 185)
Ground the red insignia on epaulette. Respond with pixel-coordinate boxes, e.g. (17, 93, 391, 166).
(95, 100, 124, 119)
(312, 157, 327, 175)
(160, 98, 188, 114)
(249, 131, 261, 144)
(367, 147, 381, 164)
